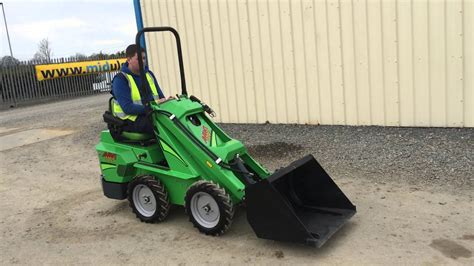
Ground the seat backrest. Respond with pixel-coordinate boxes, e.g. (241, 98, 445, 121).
(104, 97, 155, 144)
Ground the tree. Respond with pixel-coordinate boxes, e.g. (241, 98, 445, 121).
(114, 50, 125, 57)
(89, 51, 107, 60)
(33, 38, 53, 62)
(0, 56, 20, 67)
(72, 53, 87, 61)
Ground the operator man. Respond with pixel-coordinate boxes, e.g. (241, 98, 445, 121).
(111, 44, 167, 135)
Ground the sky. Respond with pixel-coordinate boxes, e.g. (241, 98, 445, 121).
(0, 0, 137, 61)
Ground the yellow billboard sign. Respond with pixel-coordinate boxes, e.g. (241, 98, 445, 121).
(35, 58, 127, 81)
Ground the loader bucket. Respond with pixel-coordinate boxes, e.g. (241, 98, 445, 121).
(246, 155, 356, 247)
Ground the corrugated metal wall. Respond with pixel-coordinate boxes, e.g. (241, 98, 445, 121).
(140, 0, 473, 127)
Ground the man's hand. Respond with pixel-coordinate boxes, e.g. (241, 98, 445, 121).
(158, 96, 175, 104)
(144, 105, 154, 117)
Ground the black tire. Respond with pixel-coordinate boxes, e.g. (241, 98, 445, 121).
(185, 180, 234, 236)
(128, 175, 170, 223)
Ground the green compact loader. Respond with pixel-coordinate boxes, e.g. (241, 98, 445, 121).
(96, 27, 356, 247)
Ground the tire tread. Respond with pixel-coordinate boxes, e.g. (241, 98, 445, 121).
(128, 175, 170, 223)
(185, 180, 234, 236)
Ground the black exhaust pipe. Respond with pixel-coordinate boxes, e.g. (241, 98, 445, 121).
(246, 155, 356, 247)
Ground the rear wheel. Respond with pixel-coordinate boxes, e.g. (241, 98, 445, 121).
(128, 175, 170, 223)
(185, 181, 234, 236)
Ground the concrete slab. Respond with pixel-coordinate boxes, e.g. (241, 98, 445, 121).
(0, 127, 19, 134)
(0, 128, 74, 152)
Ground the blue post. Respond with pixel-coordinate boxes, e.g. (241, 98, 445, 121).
(133, 0, 146, 50)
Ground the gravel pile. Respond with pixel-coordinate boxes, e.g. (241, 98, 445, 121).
(219, 123, 473, 192)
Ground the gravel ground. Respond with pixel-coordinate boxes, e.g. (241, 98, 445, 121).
(1, 94, 473, 264)
(220, 124, 473, 193)
(3, 94, 471, 193)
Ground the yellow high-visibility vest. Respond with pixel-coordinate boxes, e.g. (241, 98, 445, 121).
(112, 72, 160, 121)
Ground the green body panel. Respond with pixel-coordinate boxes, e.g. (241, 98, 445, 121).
(96, 95, 271, 205)
(121, 131, 153, 140)
(96, 131, 166, 183)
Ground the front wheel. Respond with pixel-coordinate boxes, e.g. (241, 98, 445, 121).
(128, 175, 170, 223)
(185, 181, 234, 236)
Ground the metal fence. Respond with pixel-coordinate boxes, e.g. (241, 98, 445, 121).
(0, 55, 120, 109)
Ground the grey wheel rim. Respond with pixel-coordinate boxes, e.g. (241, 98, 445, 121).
(190, 192, 220, 228)
(133, 184, 156, 217)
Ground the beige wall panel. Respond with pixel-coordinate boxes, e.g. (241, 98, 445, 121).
(340, 0, 359, 125)
(200, 2, 223, 121)
(218, 1, 240, 123)
(464, 0, 474, 127)
(397, 0, 415, 126)
(412, 0, 431, 126)
(141, 0, 473, 127)
(301, 0, 321, 124)
(291, 0, 310, 124)
(267, 0, 288, 123)
(188, 1, 210, 106)
(382, 0, 400, 126)
(279, 0, 298, 123)
(208, 1, 230, 122)
(314, 0, 334, 124)
(156, 1, 177, 95)
(367, 0, 386, 125)
(227, 0, 246, 123)
(327, 1, 346, 125)
(258, 0, 278, 123)
(446, 0, 464, 127)
(353, 0, 372, 125)
(247, 0, 267, 123)
(238, 1, 258, 123)
(429, 1, 447, 126)
(178, 1, 201, 99)
(163, 0, 181, 92)
(256, 1, 277, 123)
(174, 1, 200, 99)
